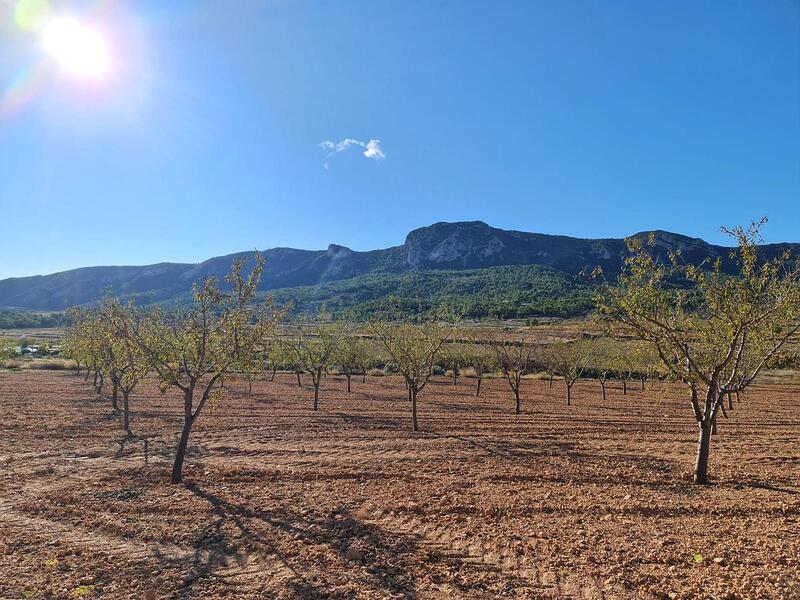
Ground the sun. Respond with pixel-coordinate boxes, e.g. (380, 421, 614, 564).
(42, 17, 111, 80)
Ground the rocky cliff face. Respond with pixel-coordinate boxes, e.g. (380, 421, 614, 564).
(405, 222, 507, 268)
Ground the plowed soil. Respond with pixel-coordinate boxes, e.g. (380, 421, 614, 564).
(0, 370, 798, 599)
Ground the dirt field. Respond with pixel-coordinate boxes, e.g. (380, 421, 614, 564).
(0, 371, 798, 599)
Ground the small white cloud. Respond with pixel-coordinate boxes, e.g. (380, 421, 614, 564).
(363, 139, 385, 160)
(319, 137, 386, 168)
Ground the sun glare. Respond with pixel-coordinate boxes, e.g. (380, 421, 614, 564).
(42, 17, 111, 80)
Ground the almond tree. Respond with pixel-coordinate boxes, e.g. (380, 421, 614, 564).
(541, 339, 593, 405)
(597, 219, 800, 484)
(589, 337, 615, 400)
(440, 343, 467, 386)
(105, 299, 150, 433)
(463, 343, 498, 397)
(616, 341, 660, 393)
(66, 307, 111, 400)
(260, 336, 279, 382)
(62, 309, 85, 376)
(80, 311, 105, 394)
(370, 316, 457, 431)
(336, 332, 370, 393)
(488, 334, 536, 414)
(130, 253, 283, 484)
(95, 307, 124, 411)
(284, 319, 344, 410)
(267, 338, 302, 385)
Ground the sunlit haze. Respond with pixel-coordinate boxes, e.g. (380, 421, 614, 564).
(42, 17, 112, 80)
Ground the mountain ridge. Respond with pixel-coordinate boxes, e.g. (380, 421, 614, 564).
(1, 221, 797, 312)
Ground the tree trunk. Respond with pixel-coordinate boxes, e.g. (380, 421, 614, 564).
(548, 372, 553, 388)
(727, 392, 733, 410)
(270, 365, 277, 382)
(566, 381, 572, 406)
(111, 379, 119, 410)
(640, 376, 645, 391)
(600, 379, 606, 401)
(514, 387, 521, 415)
(84, 368, 90, 382)
(694, 421, 713, 485)
(248, 377, 253, 396)
(452, 370, 457, 386)
(411, 389, 419, 431)
(476, 376, 482, 397)
(296, 372, 302, 388)
(171, 389, 193, 485)
(122, 390, 130, 433)
(736, 391, 741, 403)
(313, 378, 320, 411)
(346, 374, 352, 393)
(362, 372, 366, 384)
(622, 378, 627, 395)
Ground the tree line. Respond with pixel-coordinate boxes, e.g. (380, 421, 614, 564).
(60, 220, 800, 487)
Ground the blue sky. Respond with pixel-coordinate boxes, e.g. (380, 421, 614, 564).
(1, 0, 798, 279)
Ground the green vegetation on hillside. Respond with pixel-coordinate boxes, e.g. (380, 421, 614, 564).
(270, 265, 593, 320)
(0, 310, 70, 329)
(3, 265, 594, 324)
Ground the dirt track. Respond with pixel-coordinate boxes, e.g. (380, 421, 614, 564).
(0, 370, 798, 599)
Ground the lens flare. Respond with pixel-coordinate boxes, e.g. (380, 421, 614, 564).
(42, 17, 111, 79)
(0, 63, 49, 119)
(14, 0, 50, 31)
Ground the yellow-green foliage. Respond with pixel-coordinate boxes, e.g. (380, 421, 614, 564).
(0, 336, 17, 360)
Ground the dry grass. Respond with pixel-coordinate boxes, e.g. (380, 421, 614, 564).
(756, 369, 800, 386)
(1, 358, 76, 371)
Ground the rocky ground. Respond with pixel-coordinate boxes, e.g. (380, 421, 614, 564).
(0, 370, 798, 599)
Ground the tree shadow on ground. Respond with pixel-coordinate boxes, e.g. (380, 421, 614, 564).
(166, 483, 424, 599)
(736, 480, 800, 497)
(424, 432, 578, 461)
(331, 412, 406, 430)
(112, 433, 173, 464)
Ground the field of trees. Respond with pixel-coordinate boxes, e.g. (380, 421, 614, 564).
(1, 223, 799, 598)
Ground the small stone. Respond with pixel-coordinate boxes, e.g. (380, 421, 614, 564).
(713, 557, 725, 565)
(345, 547, 363, 563)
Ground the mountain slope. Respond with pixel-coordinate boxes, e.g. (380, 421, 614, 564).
(270, 264, 594, 320)
(1, 221, 797, 312)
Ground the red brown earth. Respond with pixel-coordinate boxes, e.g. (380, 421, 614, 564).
(0, 370, 798, 599)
